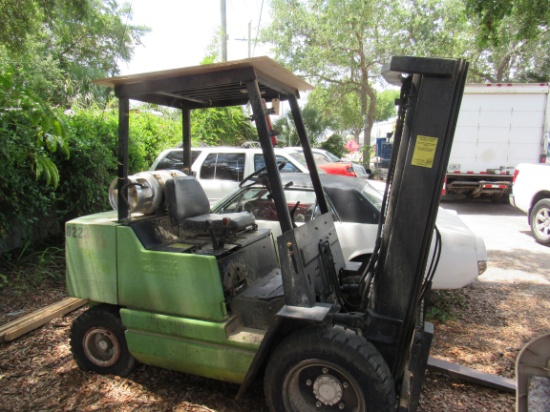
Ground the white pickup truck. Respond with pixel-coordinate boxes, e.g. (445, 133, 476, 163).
(510, 163, 550, 245)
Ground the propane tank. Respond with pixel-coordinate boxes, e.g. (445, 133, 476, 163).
(109, 170, 185, 215)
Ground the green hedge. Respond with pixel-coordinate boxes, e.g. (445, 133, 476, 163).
(0, 107, 183, 251)
(0, 98, 256, 253)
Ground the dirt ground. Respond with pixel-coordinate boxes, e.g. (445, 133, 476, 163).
(1, 243, 549, 411)
(1, 279, 548, 411)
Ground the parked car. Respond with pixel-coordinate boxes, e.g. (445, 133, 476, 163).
(284, 146, 370, 177)
(213, 173, 488, 289)
(510, 163, 550, 245)
(150, 146, 311, 203)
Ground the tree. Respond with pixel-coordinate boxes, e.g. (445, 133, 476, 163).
(320, 134, 346, 159)
(0, 0, 147, 198)
(308, 85, 399, 142)
(264, 0, 549, 170)
(0, 0, 148, 106)
(0, 67, 68, 189)
(191, 106, 256, 147)
(264, 0, 448, 166)
(272, 103, 335, 146)
(464, 0, 550, 82)
(465, 0, 550, 47)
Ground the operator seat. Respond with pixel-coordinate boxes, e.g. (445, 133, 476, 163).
(165, 176, 256, 246)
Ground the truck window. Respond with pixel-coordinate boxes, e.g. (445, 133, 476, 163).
(254, 154, 300, 173)
(200, 152, 246, 181)
(156, 149, 202, 170)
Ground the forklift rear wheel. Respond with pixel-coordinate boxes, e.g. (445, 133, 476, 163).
(264, 325, 395, 412)
(70, 304, 136, 376)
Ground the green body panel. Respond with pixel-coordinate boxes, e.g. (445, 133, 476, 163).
(66, 212, 268, 383)
(121, 308, 262, 383)
(116, 226, 227, 321)
(65, 212, 119, 304)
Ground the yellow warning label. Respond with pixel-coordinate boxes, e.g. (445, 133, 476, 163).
(411, 135, 438, 168)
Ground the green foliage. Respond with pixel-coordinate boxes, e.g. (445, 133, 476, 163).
(320, 134, 346, 159)
(0, 0, 148, 107)
(1, 67, 69, 189)
(273, 103, 335, 146)
(425, 289, 469, 323)
(308, 85, 363, 141)
(308, 85, 399, 141)
(375, 90, 400, 122)
(0, 0, 148, 247)
(54, 109, 120, 221)
(129, 107, 183, 171)
(265, 0, 549, 146)
(0, 105, 186, 245)
(465, 0, 550, 47)
(191, 106, 256, 147)
(0, 241, 65, 292)
(265, 0, 410, 164)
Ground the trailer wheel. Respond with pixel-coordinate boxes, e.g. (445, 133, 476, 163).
(264, 325, 395, 412)
(70, 304, 136, 376)
(530, 199, 550, 246)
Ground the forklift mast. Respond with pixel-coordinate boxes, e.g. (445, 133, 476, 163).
(366, 56, 468, 408)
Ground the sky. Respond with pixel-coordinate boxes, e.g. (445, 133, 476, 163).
(119, 0, 273, 75)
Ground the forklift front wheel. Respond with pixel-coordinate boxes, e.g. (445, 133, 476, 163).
(264, 325, 395, 412)
(70, 305, 136, 376)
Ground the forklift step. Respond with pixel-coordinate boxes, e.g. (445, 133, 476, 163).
(231, 269, 285, 330)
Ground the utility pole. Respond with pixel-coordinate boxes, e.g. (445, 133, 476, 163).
(236, 21, 252, 58)
(221, 0, 227, 61)
(247, 21, 251, 58)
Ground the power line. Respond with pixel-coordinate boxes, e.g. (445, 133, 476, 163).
(252, 0, 265, 57)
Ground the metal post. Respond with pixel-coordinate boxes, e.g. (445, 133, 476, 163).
(246, 80, 293, 233)
(117, 96, 130, 222)
(288, 96, 329, 215)
(182, 108, 192, 174)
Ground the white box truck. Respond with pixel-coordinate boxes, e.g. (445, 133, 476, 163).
(445, 83, 550, 201)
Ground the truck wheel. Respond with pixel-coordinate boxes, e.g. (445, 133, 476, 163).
(530, 199, 550, 246)
(70, 304, 136, 376)
(264, 325, 395, 412)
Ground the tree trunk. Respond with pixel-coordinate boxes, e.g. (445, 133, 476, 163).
(360, 78, 376, 169)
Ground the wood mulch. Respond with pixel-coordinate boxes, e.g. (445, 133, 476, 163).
(1, 275, 548, 411)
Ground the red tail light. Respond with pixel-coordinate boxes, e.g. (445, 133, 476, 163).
(512, 169, 519, 184)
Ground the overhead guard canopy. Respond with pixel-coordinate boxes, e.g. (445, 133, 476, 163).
(94, 56, 314, 109)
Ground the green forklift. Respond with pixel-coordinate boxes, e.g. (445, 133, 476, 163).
(66, 56, 468, 411)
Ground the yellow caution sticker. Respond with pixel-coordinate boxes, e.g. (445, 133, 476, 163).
(411, 135, 438, 168)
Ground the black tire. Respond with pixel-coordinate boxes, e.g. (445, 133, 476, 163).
(264, 325, 395, 412)
(70, 304, 136, 376)
(530, 199, 550, 246)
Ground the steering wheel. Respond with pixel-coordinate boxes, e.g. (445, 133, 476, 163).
(239, 161, 287, 188)
(238, 201, 256, 214)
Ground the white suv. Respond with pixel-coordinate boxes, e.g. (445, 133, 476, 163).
(150, 146, 310, 203)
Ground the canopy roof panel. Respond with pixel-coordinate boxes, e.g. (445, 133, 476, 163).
(94, 57, 314, 109)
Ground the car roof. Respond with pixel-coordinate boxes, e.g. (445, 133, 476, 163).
(284, 147, 329, 154)
(277, 173, 374, 191)
(168, 146, 303, 154)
